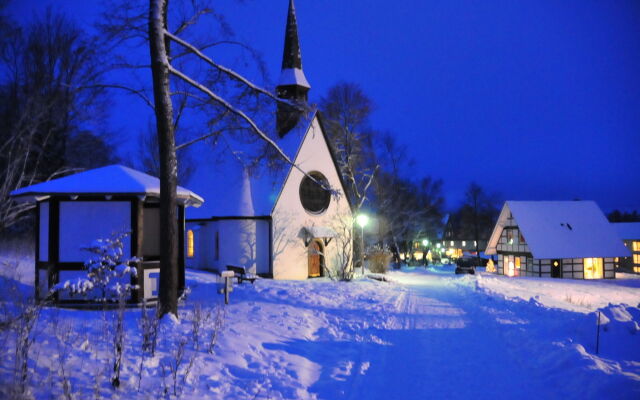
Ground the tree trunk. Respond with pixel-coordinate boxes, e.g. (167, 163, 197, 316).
(149, 0, 178, 316)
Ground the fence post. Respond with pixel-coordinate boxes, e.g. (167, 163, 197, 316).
(595, 311, 601, 355)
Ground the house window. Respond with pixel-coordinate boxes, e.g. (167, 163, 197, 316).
(215, 231, 220, 261)
(519, 232, 525, 244)
(506, 229, 514, 245)
(462, 241, 466, 247)
(633, 254, 640, 265)
(299, 171, 331, 214)
(187, 230, 194, 258)
(633, 241, 640, 252)
(584, 258, 603, 279)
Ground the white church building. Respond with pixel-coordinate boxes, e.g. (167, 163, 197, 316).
(185, 0, 353, 279)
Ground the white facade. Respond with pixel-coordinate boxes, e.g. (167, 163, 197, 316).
(271, 117, 352, 279)
(186, 115, 353, 279)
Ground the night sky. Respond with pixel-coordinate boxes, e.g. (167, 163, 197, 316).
(7, 0, 640, 212)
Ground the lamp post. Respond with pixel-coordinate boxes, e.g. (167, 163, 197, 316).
(355, 214, 369, 275)
(422, 239, 429, 266)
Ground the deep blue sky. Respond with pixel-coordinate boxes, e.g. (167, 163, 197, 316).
(7, 0, 640, 212)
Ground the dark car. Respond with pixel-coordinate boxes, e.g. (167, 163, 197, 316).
(455, 258, 476, 275)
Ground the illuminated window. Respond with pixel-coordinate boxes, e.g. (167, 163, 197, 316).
(507, 229, 514, 245)
(633, 241, 640, 252)
(462, 241, 466, 247)
(450, 241, 454, 246)
(634, 254, 640, 265)
(584, 258, 603, 279)
(515, 258, 521, 269)
(187, 230, 194, 258)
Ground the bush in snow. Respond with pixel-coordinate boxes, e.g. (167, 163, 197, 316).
(368, 246, 392, 274)
(54, 231, 139, 302)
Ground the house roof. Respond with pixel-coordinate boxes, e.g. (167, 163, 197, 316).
(612, 222, 640, 240)
(486, 201, 630, 259)
(10, 165, 204, 207)
(186, 111, 315, 219)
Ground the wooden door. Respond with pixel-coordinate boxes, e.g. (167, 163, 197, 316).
(308, 240, 323, 278)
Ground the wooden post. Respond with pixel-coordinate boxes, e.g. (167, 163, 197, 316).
(596, 311, 601, 354)
(220, 271, 234, 305)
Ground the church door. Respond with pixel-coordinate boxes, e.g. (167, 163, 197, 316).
(308, 240, 324, 278)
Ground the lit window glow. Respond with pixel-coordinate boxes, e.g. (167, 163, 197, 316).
(633, 241, 640, 252)
(584, 257, 603, 279)
(633, 254, 640, 265)
(187, 230, 194, 258)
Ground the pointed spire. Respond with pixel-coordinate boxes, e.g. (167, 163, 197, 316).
(276, 0, 310, 136)
(282, 0, 303, 70)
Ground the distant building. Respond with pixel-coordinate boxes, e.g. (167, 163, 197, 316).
(441, 214, 487, 260)
(485, 201, 630, 279)
(185, 0, 352, 279)
(10, 165, 203, 304)
(612, 222, 640, 274)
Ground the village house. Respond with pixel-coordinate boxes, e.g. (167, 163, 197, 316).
(485, 201, 630, 279)
(184, 0, 353, 279)
(612, 222, 640, 274)
(10, 165, 203, 304)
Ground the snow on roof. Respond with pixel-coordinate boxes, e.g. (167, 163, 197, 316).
(186, 111, 316, 219)
(486, 201, 630, 259)
(612, 222, 640, 240)
(10, 165, 204, 207)
(278, 68, 311, 88)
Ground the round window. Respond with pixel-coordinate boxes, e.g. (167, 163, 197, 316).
(299, 172, 331, 214)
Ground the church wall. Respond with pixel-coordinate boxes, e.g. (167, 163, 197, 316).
(186, 219, 270, 275)
(272, 117, 353, 280)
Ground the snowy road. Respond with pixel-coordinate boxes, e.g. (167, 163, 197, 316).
(239, 268, 639, 400)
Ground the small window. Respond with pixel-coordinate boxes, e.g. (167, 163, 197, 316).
(634, 254, 640, 265)
(187, 230, 194, 258)
(462, 241, 466, 247)
(633, 241, 640, 252)
(507, 229, 514, 245)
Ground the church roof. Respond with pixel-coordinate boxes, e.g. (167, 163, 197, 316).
(486, 201, 631, 259)
(186, 111, 317, 219)
(10, 165, 204, 207)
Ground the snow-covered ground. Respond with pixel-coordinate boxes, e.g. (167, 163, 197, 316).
(1, 251, 639, 399)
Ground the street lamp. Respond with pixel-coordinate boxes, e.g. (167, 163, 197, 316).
(421, 239, 429, 266)
(355, 214, 369, 274)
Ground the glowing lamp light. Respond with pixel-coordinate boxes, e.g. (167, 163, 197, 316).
(356, 214, 369, 228)
(414, 251, 424, 260)
(436, 243, 441, 249)
(422, 239, 429, 247)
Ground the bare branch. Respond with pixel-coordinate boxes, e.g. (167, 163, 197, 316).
(164, 30, 302, 110)
(168, 66, 338, 195)
(76, 84, 155, 110)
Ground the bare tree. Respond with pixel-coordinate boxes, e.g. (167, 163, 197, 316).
(319, 82, 379, 272)
(0, 8, 115, 231)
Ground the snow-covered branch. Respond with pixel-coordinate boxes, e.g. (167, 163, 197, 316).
(165, 30, 302, 110)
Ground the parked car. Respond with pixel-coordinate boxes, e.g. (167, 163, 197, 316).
(455, 258, 476, 274)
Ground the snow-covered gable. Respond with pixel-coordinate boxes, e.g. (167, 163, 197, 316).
(486, 201, 630, 259)
(612, 222, 640, 240)
(186, 111, 318, 219)
(10, 165, 203, 206)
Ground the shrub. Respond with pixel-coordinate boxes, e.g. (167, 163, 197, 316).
(368, 250, 392, 274)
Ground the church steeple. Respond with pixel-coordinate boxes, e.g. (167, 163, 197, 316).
(276, 0, 310, 137)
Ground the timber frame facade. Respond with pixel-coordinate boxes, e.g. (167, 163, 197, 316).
(494, 211, 616, 279)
